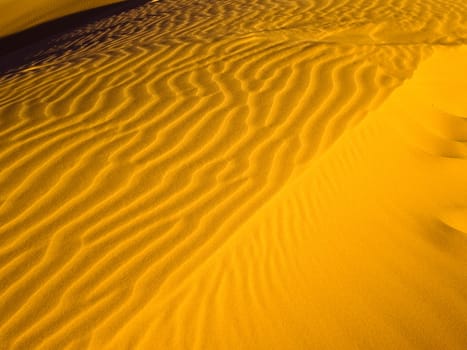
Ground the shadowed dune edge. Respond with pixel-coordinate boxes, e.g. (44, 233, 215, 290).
(0, 0, 152, 57)
(0, 0, 127, 38)
(0, 0, 467, 349)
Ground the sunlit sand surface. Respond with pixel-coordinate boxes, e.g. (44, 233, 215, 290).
(0, 0, 467, 349)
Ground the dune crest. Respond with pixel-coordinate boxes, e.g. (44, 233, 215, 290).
(1, 0, 467, 349)
(125, 46, 467, 350)
(0, 0, 126, 38)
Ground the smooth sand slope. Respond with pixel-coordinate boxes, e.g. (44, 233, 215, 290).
(141, 46, 467, 350)
(0, 0, 125, 37)
(0, 0, 467, 349)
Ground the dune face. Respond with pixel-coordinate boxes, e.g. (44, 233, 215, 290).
(0, 0, 125, 37)
(0, 0, 467, 349)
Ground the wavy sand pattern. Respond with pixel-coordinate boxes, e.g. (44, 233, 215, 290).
(1, 0, 467, 349)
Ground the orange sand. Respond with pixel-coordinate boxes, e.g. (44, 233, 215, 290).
(0, 0, 466, 349)
(0, 0, 124, 37)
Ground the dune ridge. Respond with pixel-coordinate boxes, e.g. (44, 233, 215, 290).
(130, 46, 467, 350)
(1, 0, 467, 348)
(0, 0, 128, 38)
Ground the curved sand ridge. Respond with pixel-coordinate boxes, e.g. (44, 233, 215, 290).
(0, 0, 467, 348)
(0, 0, 126, 38)
(143, 47, 467, 350)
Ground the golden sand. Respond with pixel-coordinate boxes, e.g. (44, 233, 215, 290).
(0, 0, 125, 37)
(0, 0, 467, 349)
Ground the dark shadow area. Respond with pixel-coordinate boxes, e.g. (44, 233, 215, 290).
(0, 0, 152, 74)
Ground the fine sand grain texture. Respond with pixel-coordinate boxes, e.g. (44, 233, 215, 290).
(0, 0, 467, 349)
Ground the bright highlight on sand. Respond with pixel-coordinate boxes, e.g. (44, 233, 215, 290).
(0, 0, 466, 349)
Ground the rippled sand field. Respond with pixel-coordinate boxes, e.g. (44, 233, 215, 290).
(1, 0, 467, 349)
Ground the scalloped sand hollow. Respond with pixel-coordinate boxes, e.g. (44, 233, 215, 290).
(0, 0, 467, 349)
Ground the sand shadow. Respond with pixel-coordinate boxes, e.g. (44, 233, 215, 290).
(0, 0, 153, 74)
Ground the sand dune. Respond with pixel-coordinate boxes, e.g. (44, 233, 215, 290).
(0, 0, 467, 349)
(135, 46, 467, 350)
(0, 0, 126, 37)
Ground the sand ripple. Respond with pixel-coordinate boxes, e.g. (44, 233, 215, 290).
(0, 0, 467, 348)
